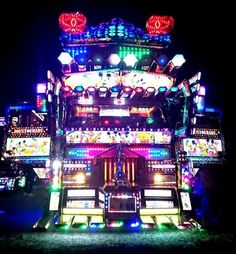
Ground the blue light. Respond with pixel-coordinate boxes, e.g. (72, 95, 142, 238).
(196, 96, 205, 113)
(157, 54, 168, 66)
(111, 86, 120, 92)
(205, 107, 216, 112)
(130, 221, 140, 228)
(74, 86, 84, 92)
(170, 86, 179, 92)
(89, 224, 98, 229)
(117, 25, 124, 30)
(158, 86, 167, 93)
(75, 53, 87, 64)
(127, 219, 141, 231)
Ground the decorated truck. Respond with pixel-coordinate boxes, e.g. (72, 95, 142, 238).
(1, 13, 224, 230)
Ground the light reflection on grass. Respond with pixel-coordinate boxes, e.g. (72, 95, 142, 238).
(1, 228, 236, 253)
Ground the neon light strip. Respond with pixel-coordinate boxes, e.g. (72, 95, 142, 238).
(151, 164, 176, 169)
(66, 147, 109, 159)
(130, 147, 170, 159)
(67, 189, 95, 197)
(63, 208, 104, 215)
(104, 160, 107, 182)
(109, 159, 112, 182)
(127, 161, 130, 181)
(132, 160, 135, 182)
(139, 208, 179, 215)
(114, 162, 116, 175)
(144, 189, 172, 197)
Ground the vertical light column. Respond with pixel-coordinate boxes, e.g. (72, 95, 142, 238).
(132, 160, 135, 183)
(104, 159, 107, 183)
(127, 160, 130, 182)
(109, 159, 112, 182)
(123, 162, 125, 175)
(113, 161, 117, 175)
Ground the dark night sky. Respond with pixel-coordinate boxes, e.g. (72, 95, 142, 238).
(0, 1, 233, 138)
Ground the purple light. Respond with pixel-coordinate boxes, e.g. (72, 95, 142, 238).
(198, 86, 206, 96)
(66, 147, 109, 159)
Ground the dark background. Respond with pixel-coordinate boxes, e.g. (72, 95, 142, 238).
(0, 0, 233, 158)
(0, 0, 235, 232)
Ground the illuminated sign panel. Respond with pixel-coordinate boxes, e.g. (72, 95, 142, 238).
(144, 189, 172, 197)
(66, 130, 172, 144)
(121, 71, 174, 90)
(66, 200, 95, 208)
(67, 189, 96, 197)
(183, 138, 222, 157)
(65, 70, 120, 89)
(10, 127, 48, 137)
(6, 137, 51, 157)
(64, 70, 174, 91)
(99, 108, 130, 117)
(191, 128, 221, 137)
(49, 192, 60, 211)
(146, 200, 174, 209)
(180, 192, 192, 211)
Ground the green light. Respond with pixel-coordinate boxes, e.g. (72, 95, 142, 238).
(157, 223, 168, 231)
(118, 46, 150, 60)
(98, 224, 105, 229)
(80, 224, 88, 230)
(146, 117, 154, 124)
(60, 224, 70, 231)
(51, 183, 60, 191)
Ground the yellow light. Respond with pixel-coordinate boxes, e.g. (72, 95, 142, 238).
(63, 208, 104, 215)
(140, 216, 155, 224)
(75, 172, 86, 184)
(90, 216, 104, 224)
(73, 215, 88, 224)
(132, 161, 135, 182)
(104, 160, 107, 182)
(155, 215, 179, 226)
(154, 173, 163, 183)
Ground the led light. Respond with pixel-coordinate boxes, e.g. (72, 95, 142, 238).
(75, 173, 86, 184)
(123, 54, 138, 67)
(158, 86, 167, 93)
(108, 54, 121, 66)
(61, 86, 72, 93)
(37, 83, 47, 93)
(171, 54, 186, 67)
(74, 86, 84, 93)
(154, 173, 163, 183)
(99, 86, 108, 97)
(58, 52, 73, 65)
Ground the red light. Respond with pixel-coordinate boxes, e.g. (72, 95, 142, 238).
(104, 120, 109, 125)
(146, 16, 174, 35)
(62, 86, 72, 92)
(114, 119, 121, 125)
(135, 87, 144, 93)
(123, 86, 132, 92)
(59, 12, 87, 34)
